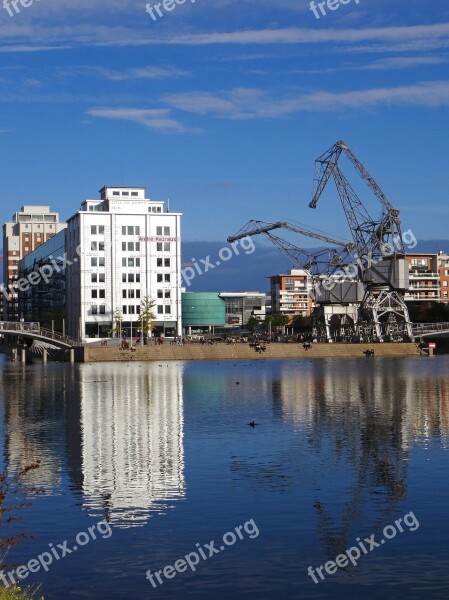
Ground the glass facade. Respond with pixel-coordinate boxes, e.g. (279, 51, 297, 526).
(182, 293, 225, 326)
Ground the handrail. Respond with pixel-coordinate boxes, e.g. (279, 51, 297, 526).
(0, 322, 81, 347)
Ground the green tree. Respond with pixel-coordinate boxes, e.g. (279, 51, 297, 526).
(262, 313, 290, 333)
(290, 314, 304, 330)
(246, 316, 261, 333)
(140, 296, 157, 342)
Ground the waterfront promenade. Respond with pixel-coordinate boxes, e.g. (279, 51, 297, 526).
(83, 342, 421, 362)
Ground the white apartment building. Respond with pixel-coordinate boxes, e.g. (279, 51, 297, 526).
(65, 186, 182, 342)
(2, 205, 65, 320)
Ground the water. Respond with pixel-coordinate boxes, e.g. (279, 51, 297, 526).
(0, 354, 448, 599)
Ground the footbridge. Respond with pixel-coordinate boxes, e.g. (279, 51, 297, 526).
(412, 323, 449, 338)
(0, 322, 81, 349)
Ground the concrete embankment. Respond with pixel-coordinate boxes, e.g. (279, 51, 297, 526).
(82, 342, 421, 363)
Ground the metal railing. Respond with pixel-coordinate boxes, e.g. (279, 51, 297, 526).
(0, 322, 81, 347)
(412, 322, 449, 335)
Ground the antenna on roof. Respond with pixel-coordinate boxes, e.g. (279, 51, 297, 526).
(167, 198, 170, 213)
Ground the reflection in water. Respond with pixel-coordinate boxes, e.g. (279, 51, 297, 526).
(78, 362, 185, 528)
(2, 366, 74, 493)
(272, 359, 449, 560)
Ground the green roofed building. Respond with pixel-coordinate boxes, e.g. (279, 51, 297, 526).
(182, 293, 225, 335)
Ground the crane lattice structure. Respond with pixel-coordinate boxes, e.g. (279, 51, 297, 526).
(309, 140, 413, 342)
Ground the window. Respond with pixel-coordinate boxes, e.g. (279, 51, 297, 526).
(164, 258, 170, 267)
(157, 274, 163, 283)
(136, 305, 141, 314)
(128, 226, 133, 235)
(157, 258, 163, 267)
(122, 226, 126, 236)
(157, 243, 162, 252)
(157, 289, 163, 298)
(164, 227, 170, 235)
(123, 306, 127, 314)
(131, 192, 138, 197)
(91, 305, 98, 315)
(164, 305, 171, 314)
(99, 241, 104, 251)
(91, 226, 97, 235)
(122, 273, 127, 283)
(99, 273, 105, 283)
(136, 289, 141, 299)
(136, 273, 140, 283)
(122, 289, 127, 299)
(157, 306, 163, 314)
(122, 191, 129, 196)
(99, 290, 105, 299)
(91, 242, 97, 251)
(99, 226, 104, 234)
(129, 274, 134, 283)
(156, 226, 162, 236)
(92, 290, 98, 299)
(113, 191, 120, 196)
(91, 257, 97, 267)
(165, 290, 171, 299)
(99, 305, 105, 314)
(99, 257, 105, 267)
(444, 281, 448, 287)
(91, 273, 97, 283)
(128, 242, 134, 251)
(122, 242, 126, 251)
(164, 274, 170, 283)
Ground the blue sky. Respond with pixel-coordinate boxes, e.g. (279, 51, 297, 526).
(1, 0, 449, 247)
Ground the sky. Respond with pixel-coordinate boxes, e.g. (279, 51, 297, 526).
(1, 0, 449, 255)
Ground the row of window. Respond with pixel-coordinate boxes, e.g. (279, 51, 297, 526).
(91, 241, 105, 251)
(113, 191, 139, 197)
(91, 226, 105, 235)
(122, 226, 140, 236)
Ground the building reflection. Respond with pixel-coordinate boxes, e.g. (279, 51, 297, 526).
(76, 362, 185, 528)
(2, 365, 74, 492)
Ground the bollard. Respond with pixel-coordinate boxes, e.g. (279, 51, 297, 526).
(69, 348, 75, 364)
(21, 349, 26, 364)
(42, 349, 48, 364)
(10, 348, 17, 362)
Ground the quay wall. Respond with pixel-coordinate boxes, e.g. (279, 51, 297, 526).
(82, 342, 421, 363)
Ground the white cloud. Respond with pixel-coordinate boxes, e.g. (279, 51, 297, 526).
(86, 107, 201, 133)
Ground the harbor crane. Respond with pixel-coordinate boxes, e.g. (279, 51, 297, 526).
(309, 140, 413, 341)
(227, 220, 360, 341)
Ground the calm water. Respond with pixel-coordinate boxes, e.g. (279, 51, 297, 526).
(0, 354, 449, 599)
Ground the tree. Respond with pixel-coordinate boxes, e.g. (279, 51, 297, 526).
(262, 313, 290, 333)
(290, 314, 304, 330)
(140, 296, 157, 342)
(246, 316, 261, 333)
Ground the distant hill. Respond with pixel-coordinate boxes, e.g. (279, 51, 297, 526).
(2, 240, 449, 292)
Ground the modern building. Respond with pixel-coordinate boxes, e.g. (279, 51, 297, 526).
(269, 269, 313, 318)
(182, 292, 225, 334)
(2, 205, 65, 320)
(404, 254, 440, 304)
(437, 252, 449, 303)
(17, 230, 67, 329)
(65, 186, 182, 341)
(218, 291, 266, 327)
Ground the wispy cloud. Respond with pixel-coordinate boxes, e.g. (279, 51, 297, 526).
(164, 80, 449, 120)
(86, 107, 201, 134)
(93, 66, 189, 81)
